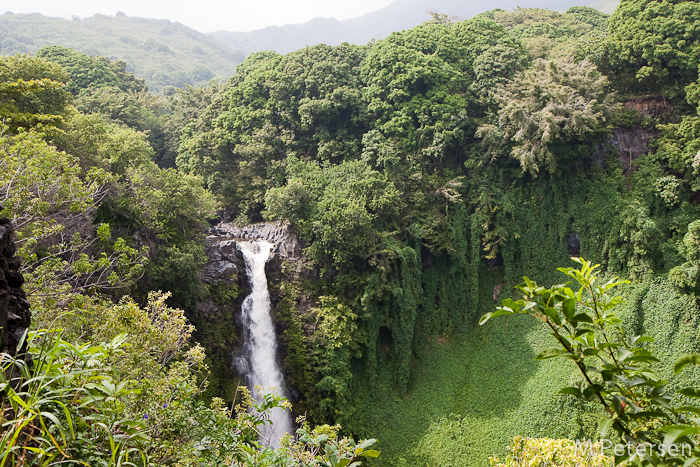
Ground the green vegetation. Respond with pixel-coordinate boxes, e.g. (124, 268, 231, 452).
(4, 0, 700, 465)
(0, 49, 378, 467)
(606, 0, 700, 99)
(0, 12, 243, 91)
(1, 328, 380, 466)
(172, 2, 700, 464)
(481, 258, 700, 465)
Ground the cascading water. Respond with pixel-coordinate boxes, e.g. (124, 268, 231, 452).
(235, 240, 293, 449)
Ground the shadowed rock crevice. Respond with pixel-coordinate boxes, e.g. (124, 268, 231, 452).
(0, 206, 31, 357)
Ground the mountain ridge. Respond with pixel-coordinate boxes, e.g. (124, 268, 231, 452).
(210, 0, 608, 55)
(0, 12, 244, 91)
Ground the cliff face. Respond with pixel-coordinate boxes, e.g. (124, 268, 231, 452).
(624, 95, 674, 117)
(611, 96, 672, 176)
(207, 221, 302, 261)
(201, 221, 305, 327)
(612, 127, 656, 175)
(0, 206, 31, 357)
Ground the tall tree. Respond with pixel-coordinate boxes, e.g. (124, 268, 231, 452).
(0, 55, 71, 132)
(607, 0, 700, 99)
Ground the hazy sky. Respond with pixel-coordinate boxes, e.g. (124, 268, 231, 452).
(2, 0, 396, 33)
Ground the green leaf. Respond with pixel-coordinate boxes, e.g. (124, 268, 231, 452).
(572, 313, 593, 324)
(627, 410, 666, 420)
(678, 388, 700, 398)
(535, 348, 575, 360)
(677, 406, 700, 415)
(501, 298, 523, 310)
(583, 384, 604, 400)
(627, 376, 648, 388)
(479, 308, 514, 325)
(543, 307, 561, 325)
(558, 387, 583, 398)
(627, 355, 660, 363)
(357, 439, 376, 450)
(661, 425, 700, 453)
(598, 418, 614, 438)
(562, 298, 576, 321)
(361, 450, 380, 458)
(674, 354, 700, 374)
(617, 348, 633, 362)
(479, 313, 493, 326)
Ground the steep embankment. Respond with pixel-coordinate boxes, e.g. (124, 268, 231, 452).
(354, 277, 700, 466)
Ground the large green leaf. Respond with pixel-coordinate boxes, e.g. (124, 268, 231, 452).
(479, 308, 514, 325)
(543, 307, 561, 325)
(678, 388, 700, 399)
(535, 348, 576, 360)
(674, 354, 700, 374)
(562, 298, 576, 321)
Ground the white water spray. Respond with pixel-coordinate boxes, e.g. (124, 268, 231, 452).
(236, 240, 293, 448)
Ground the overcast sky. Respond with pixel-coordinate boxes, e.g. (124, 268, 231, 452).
(2, 0, 396, 33)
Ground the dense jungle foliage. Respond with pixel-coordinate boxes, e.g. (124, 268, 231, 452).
(4, 0, 700, 465)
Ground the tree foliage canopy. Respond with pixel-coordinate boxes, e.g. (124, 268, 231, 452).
(608, 0, 700, 97)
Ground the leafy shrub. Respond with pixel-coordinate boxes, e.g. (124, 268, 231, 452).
(1, 331, 149, 466)
(490, 437, 614, 467)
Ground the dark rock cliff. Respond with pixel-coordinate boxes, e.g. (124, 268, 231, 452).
(612, 127, 656, 176)
(0, 206, 31, 357)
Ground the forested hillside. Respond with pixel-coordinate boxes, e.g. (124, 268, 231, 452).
(0, 12, 244, 91)
(3, 1, 700, 466)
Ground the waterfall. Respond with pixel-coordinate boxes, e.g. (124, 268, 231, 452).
(236, 240, 293, 449)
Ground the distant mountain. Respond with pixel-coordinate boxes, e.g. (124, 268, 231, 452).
(210, 0, 605, 55)
(0, 12, 245, 91)
(589, 0, 620, 14)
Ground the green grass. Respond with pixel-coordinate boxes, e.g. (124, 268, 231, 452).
(351, 276, 700, 467)
(352, 316, 594, 467)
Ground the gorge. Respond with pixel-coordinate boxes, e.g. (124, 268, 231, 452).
(4, 1, 700, 465)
